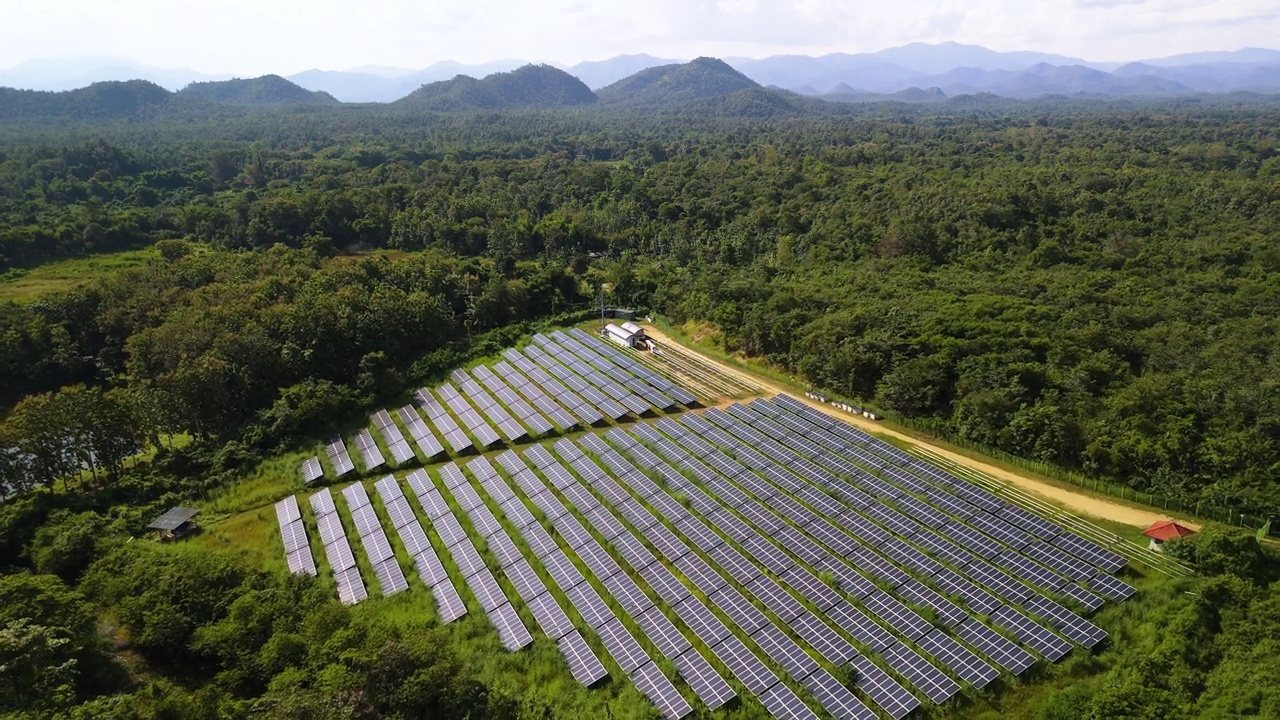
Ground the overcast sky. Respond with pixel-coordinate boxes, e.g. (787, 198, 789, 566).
(2, 0, 1277, 74)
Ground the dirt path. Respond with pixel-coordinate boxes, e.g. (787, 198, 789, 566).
(643, 325, 1192, 530)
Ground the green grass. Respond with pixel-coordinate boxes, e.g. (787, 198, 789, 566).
(0, 248, 161, 303)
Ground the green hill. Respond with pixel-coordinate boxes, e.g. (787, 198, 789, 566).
(393, 64, 596, 111)
(597, 57, 761, 106)
(178, 75, 339, 105)
(0, 79, 174, 121)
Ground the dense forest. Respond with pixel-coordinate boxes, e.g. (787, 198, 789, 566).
(1, 89, 1278, 717)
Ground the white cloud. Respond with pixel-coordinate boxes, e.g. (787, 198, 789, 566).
(0, 0, 1276, 74)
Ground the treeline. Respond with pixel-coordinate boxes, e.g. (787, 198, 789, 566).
(1, 247, 584, 495)
(8, 101, 1274, 514)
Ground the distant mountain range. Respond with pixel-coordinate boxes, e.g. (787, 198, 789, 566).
(3, 45, 1280, 122)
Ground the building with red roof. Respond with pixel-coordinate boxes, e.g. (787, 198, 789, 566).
(1143, 519, 1195, 551)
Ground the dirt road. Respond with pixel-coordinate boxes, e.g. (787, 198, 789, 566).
(643, 325, 1190, 530)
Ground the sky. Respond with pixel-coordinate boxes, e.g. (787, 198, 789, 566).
(1, 0, 1278, 74)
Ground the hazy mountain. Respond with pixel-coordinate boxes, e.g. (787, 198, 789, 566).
(289, 59, 528, 102)
(1139, 48, 1280, 67)
(597, 57, 759, 106)
(568, 54, 681, 89)
(178, 75, 339, 105)
(728, 54, 925, 94)
(821, 85, 947, 103)
(0, 57, 228, 91)
(916, 64, 1190, 98)
(392, 64, 595, 111)
(1113, 62, 1280, 93)
(872, 41, 1109, 74)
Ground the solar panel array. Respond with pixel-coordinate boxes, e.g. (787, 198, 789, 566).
(438, 384, 502, 448)
(299, 456, 323, 483)
(454, 369, 529, 442)
(372, 410, 416, 465)
(351, 428, 386, 471)
(396, 404, 446, 459)
(414, 388, 473, 453)
(342, 481, 407, 596)
(309, 488, 366, 604)
(275, 495, 316, 576)
(286, 325, 1145, 720)
(323, 436, 355, 477)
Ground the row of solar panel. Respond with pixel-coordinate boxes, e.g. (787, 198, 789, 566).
(308, 488, 367, 605)
(688, 401, 1112, 656)
(679, 402, 1119, 657)
(275, 496, 317, 576)
(590, 430, 925, 718)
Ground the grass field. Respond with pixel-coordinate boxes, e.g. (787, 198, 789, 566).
(0, 248, 160, 303)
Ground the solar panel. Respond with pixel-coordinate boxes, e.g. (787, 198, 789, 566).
(397, 405, 446, 458)
(300, 456, 324, 483)
(486, 531, 523, 567)
(528, 591, 575, 640)
(916, 628, 1000, 689)
(576, 539, 623, 581)
(598, 618, 650, 672)
(612, 531, 658, 571)
(801, 667, 878, 720)
(674, 648, 736, 711)
(504, 558, 548, 601)
(824, 600, 895, 652)
(452, 539, 488, 579)
(758, 683, 819, 720)
(673, 598, 731, 645)
(316, 513, 348, 552)
(1087, 572, 1137, 603)
(898, 579, 969, 627)
(862, 590, 934, 641)
(566, 582, 614, 629)
(790, 611, 857, 665)
(848, 652, 920, 720)
(324, 437, 356, 476)
(630, 661, 693, 720)
(341, 481, 371, 510)
(638, 561, 692, 604)
(372, 557, 410, 596)
(881, 641, 959, 704)
(415, 388, 473, 453)
(603, 572, 654, 617)
(334, 565, 368, 605)
(710, 633, 779, 694)
(1020, 595, 1107, 648)
(748, 574, 805, 623)
(433, 581, 468, 623)
(352, 428, 386, 471)
(559, 629, 608, 686)
(709, 585, 770, 635)
(1024, 541, 1099, 582)
(310, 487, 338, 517)
(636, 605, 692, 659)
(674, 553, 726, 595)
(781, 566, 842, 612)
(705, 543, 760, 583)
(414, 547, 450, 588)
(1052, 531, 1127, 573)
(491, 602, 534, 651)
(953, 617, 1037, 675)
(932, 567, 1003, 615)
(541, 551, 586, 591)
(381, 495, 417, 530)
(285, 547, 317, 576)
(468, 567, 509, 612)
(751, 622, 819, 681)
(279, 518, 308, 553)
(467, 504, 506, 539)
(983, 602, 1075, 661)
(960, 557, 1033, 603)
(643, 523, 691, 562)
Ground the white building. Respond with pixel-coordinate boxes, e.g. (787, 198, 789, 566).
(605, 323, 641, 348)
